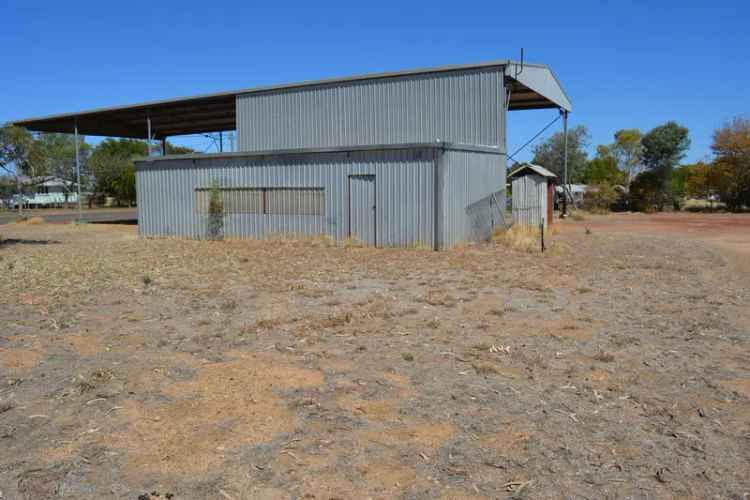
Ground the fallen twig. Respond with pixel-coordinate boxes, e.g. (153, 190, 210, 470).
(280, 450, 300, 462)
(218, 489, 237, 500)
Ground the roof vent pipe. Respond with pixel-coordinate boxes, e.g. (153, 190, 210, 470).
(515, 48, 525, 78)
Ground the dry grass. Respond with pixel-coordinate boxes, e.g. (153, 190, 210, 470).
(15, 216, 45, 225)
(492, 225, 542, 252)
(1, 219, 749, 499)
(569, 210, 586, 221)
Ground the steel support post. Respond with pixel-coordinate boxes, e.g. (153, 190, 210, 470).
(562, 109, 569, 217)
(74, 120, 83, 221)
(146, 116, 152, 157)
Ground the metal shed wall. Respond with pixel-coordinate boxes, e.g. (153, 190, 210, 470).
(511, 174, 548, 228)
(236, 68, 505, 152)
(136, 148, 437, 247)
(438, 150, 506, 248)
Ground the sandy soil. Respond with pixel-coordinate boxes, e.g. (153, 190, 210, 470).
(1, 213, 748, 499)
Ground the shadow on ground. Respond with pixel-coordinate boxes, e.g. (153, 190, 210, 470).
(0, 238, 61, 247)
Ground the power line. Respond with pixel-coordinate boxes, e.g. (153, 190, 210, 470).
(506, 114, 561, 165)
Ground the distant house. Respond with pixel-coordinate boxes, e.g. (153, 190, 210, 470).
(555, 184, 587, 206)
(10, 178, 81, 209)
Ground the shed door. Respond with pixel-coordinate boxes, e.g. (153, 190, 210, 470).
(349, 175, 376, 246)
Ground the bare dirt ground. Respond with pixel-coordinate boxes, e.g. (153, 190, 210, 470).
(1, 213, 748, 499)
(0, 208, 137, 226)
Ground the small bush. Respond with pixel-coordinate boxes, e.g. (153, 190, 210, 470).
(402, 353, 414, 362)
(630, 171, 663, 212)
(583, 183, 620, 212)
(142, 275, 152, 286)
(207, 179, 224, 240)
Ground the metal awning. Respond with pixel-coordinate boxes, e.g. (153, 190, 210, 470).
(10, 60, 571, 139)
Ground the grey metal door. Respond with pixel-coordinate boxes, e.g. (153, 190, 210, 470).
(349, 175, 376, 246)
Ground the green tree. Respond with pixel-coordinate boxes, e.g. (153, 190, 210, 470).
(89, 138, 194, 206)
(629, 170, 662, 212)
(681, 162, 721, 207)
(89, 139, 147, 205)
(1, 125, 33, 176)
(583, 183, 620, 211)
(531, 125, 590, 182)
(610, 129, 643, 185)
(579, 155, 626, 185)
(34, 133, 92, 201)
(0, 175, 17, 201)
(641, 122, 690, 210)
(1, 124, 50, 208)
(711, 116, 750, 211)
(166, 143, 195, 155)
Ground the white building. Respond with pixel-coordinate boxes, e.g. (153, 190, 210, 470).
(11, 178, 80, 208)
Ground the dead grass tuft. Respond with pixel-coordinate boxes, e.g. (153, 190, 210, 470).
(14, 216, 45, 225)
(492, 225, 542, 253)
(74, 368, 113, 393)
(593, 350, 615, 363)
(569, 210, 586, 221)
(316, 310, 355, 328)
(472, 362, 501, 375)
(256, 316, 286, 329)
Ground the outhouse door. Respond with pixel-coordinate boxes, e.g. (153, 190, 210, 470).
(349, 175, 376, 246)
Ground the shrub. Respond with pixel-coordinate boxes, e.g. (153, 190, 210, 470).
(207, 179, 224, 240)
(583, 183, 619, 212)
(492, 225, 541, 253)
(629, 170, 662, 212)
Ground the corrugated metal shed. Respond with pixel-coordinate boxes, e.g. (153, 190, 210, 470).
(135, 143, 503, 249)
(237, 67, 505, 152)
(510, 163, 555, 228)
(439, 149, 506, 247)
(509, 163, 557, 179)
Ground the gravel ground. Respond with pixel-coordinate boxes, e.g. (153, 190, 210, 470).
(0, 215, 748, 499)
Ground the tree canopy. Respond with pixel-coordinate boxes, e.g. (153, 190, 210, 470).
(88, 138, 195, 205)
(641, 121, 690, 209)
(711, 116, 750, 211)
(0, 125, 39, 178)
(531, 125, 590, 182)
(579, 152, 626, 186)
(2, 125, 198, 206)
(597, 129, 643, 185)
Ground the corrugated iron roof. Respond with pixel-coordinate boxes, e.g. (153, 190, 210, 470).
(10, 60, 571, 139)
(508, 163, 558, 179)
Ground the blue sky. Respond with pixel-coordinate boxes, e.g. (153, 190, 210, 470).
(2, 0, 748, 162)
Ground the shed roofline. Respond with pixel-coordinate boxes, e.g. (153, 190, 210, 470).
(508, 162, 558, 179)
(10, 59, 571, 134)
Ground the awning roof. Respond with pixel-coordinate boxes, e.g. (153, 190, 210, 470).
(10, 60, 572, 140)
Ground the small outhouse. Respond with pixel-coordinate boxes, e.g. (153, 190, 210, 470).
(509, 163, 557, 228)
